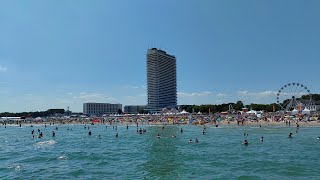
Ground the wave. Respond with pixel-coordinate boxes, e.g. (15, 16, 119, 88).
(35, 140, 57, 146)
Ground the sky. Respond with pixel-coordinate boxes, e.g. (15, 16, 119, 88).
(0, 0, 320, 112)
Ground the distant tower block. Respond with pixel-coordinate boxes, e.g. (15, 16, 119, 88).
(147, 48, 177, 113)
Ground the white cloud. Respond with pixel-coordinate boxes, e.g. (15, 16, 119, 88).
(216, 93, 227, 97)
(107, 97, 117, 102)
(237, 90, 277, 97)
(124, 85, 139, 89)
(67, 92, 73, 95)
(73, 92, 106, 102)
(178, 91, 212, 97)
(0, 66, 7, 72)
(56, 98, 74, 104)
(237, 91, 249, 95)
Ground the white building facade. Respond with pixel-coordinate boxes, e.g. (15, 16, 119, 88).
(83, 103, 122, 115)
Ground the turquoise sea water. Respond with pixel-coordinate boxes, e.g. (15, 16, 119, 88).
(1, 123, 320, 179)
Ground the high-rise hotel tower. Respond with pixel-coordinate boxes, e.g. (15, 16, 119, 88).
(147, 48, 177, 112)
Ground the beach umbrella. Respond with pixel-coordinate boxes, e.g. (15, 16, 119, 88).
(92, 119, 101, 123)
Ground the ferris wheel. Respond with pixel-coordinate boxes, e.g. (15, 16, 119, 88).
(276, 83, 312, 111)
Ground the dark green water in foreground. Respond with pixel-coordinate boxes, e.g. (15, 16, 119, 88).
(1, 124, 320, 179)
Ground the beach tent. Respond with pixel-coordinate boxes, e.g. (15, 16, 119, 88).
(291, 109, 298, 115)
(302, 108, 311, 115)
(180, 110, 189, 114)
(197, 111, 202, 115)
(247, 110, 257, 115)
(35, 117, 43, 122)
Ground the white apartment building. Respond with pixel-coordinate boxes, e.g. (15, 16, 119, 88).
(83, 103, 122, 115)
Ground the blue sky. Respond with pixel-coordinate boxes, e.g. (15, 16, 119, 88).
(0, 0, 320, 112)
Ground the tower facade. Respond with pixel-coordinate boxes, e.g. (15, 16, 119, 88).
(147, 48, 177, 112)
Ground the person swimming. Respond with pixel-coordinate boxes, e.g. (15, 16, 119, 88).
(260, 137, 264, 142)
(116, 133, 118, 138)
(88, 131, 92, 136)
(157, 134, 161, 138)
(243, 139, 248, 145)
(317, 136, 320, 140)
(195, 138, 199, 143)
(202, 130, 206, 135)
(52, 131, 55, 137)
(288, 133, 293, 138)
(189, 139, 192, 143)
(172, 134, 176, 138)
(39, 132, 43, 138)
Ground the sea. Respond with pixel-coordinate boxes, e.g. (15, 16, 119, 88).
(1, 123, 320, 179)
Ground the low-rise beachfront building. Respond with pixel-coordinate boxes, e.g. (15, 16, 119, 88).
(124, 105, 147, 114)
(83, 103, 122, 116)
(300, 100, 320, 112)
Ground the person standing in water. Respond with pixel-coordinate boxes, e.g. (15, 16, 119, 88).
(260, 137, 264, 142)
(243, 139, 248, 145)
(52, 131, 56, 137)
(180, 128, 183, 133)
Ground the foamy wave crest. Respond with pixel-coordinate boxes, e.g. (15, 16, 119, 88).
(57, 155, 68, 160)
(35, 140, 57, 146)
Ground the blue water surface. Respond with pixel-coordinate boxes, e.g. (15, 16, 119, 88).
(1, 123, 320, 179)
